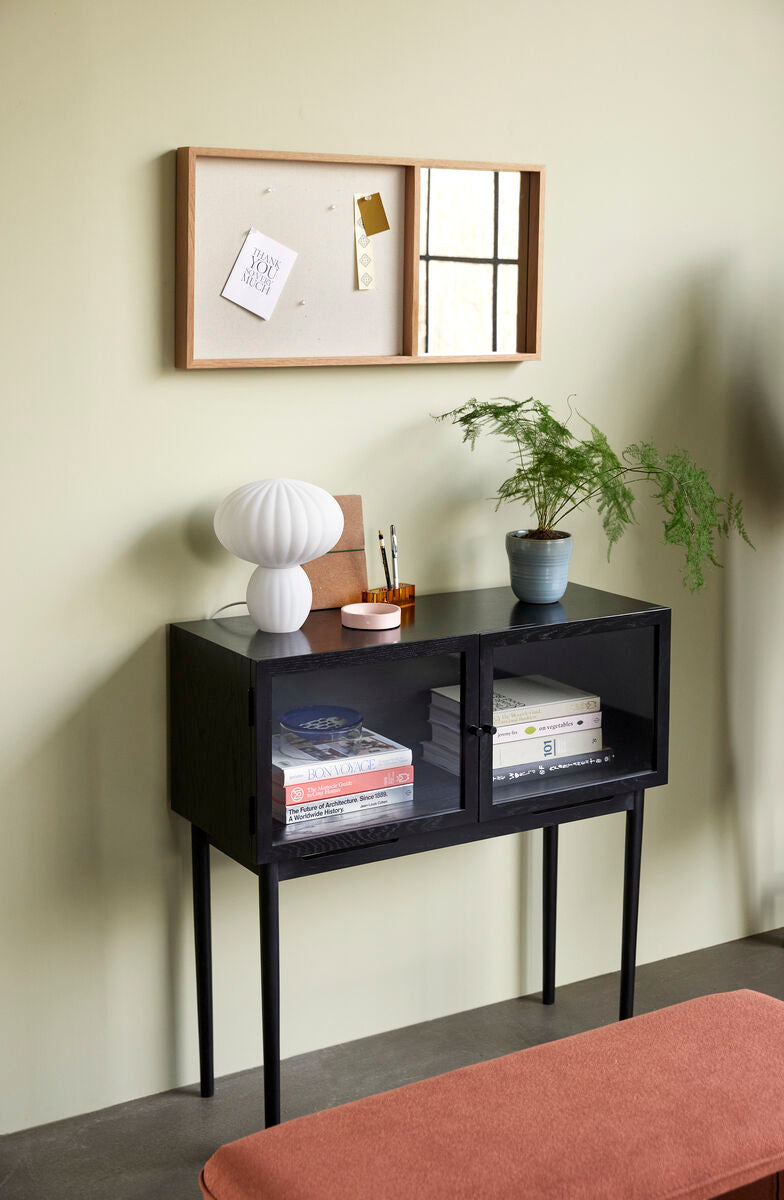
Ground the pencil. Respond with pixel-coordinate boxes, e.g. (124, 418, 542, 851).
(378, 529, 392, 589)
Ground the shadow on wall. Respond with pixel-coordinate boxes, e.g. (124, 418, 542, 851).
(610, 266, 784, 938)
(631, 268, 738, 847)
(605, 266, 778, 938)
(725, 293, 784, 931)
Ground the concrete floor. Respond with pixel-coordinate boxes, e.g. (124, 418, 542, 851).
(2, 927, 783, 1199)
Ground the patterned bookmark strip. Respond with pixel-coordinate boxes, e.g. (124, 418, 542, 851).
(354, 193, 376, 291)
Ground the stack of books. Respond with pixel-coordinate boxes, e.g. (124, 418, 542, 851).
(272, 729, 414, 826)
(422, 674, 614, 786)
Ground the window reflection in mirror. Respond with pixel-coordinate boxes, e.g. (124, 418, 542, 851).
(418, 168, 521, 356)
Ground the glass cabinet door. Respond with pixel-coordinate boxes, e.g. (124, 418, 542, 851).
(480, 623, 661, 819)
(258, 643, 478, 852)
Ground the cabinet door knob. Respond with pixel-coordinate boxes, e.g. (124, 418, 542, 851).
(466, 725, 480, 736)
(482, 724, 498, 736)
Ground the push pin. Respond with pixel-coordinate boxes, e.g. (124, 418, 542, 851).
(298, 299, 307, 306)
(264, 187, 274, 194)
(328, 203, 336, 211)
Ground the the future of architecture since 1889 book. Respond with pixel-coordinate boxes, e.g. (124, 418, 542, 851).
(272, 785, 415, 825)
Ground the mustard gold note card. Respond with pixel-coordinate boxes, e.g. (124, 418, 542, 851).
(357, 192, 390, 236)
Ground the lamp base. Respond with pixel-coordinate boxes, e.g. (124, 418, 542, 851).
(247, 565, 312, 633)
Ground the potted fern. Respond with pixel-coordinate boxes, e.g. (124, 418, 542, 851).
(436, 397, 751, 603)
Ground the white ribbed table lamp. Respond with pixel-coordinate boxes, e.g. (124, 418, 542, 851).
(214, 478, 344, 633)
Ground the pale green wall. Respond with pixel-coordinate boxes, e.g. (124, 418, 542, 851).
(1, 0, 783, 1134)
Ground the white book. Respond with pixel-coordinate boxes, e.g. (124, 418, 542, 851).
(271, 729, 411, 786)
(423, 727, 602, 771)
(430, 708, 602, 745)
(431, 675, 600, 726)
(273, 785, 414, 825)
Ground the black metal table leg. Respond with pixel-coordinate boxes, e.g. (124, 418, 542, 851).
(619, 792, 645, 1021)
(260, 863, 281, 1127)
(191, 825, 214, 1098)
(543, 825, 558, 1005)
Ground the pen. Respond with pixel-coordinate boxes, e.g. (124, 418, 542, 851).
(378, 529, 392, 589)
(390, 524, 399, 588)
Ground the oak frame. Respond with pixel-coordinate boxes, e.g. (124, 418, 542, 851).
(175, 146, 545, 370)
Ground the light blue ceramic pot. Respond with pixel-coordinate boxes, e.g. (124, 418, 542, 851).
(505, 530, 573, 604)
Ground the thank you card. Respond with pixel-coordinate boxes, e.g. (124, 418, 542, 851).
(221, 228, 297, 320)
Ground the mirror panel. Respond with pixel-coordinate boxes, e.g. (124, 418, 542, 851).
(418, 166, 522, 356)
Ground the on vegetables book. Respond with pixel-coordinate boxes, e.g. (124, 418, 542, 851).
(428, 726, 602, 767)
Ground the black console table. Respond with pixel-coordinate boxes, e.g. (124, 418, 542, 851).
(169, 583, 670, 1126)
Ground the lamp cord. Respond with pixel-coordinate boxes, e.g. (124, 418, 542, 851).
(209, 601, 247, 619)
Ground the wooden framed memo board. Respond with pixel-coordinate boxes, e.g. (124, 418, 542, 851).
(175, 146, 545, 369)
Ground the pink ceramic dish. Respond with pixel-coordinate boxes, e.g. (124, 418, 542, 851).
(341, 602, 401, 630)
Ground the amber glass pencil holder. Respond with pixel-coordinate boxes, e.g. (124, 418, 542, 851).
(362, 583, 416, 608)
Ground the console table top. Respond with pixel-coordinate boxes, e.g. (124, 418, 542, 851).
(172, 582, 669, 665)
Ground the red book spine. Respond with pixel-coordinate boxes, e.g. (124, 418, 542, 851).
(273, 765, 415, 805)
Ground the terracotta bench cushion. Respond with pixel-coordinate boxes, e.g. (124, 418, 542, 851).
(200, 990, 784, 1200)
